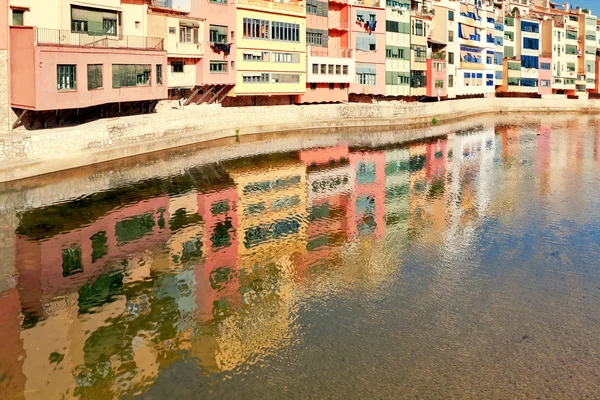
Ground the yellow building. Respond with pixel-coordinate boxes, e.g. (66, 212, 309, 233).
(232, 0, 307, 102)
(225, 156, 307, 266)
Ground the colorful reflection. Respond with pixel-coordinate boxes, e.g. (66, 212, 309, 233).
(1, 119, 597, 399)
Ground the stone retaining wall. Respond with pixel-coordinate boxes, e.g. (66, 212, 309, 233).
(0, 97, 598, 183)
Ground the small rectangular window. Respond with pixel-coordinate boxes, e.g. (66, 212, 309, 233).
(12, 10, 24, 26)
(336, 65, 341, 75)
(312, 64, 319, 74)
(310, 82, 317, 90)
(328, 64, 334, 74)
(156, 64, 163, 84)
(172, 62, 184, 73)
(329, 83, 335, 90)
(57, 65, 76, 91)
(343, 65, 348, 75)
(209, 61, 228, 73)
(87, 64, 102, 90)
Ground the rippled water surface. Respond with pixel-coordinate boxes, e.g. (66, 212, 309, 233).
(2, 116, 600, 399)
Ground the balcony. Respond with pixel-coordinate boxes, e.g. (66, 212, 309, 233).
(310, 47, 353, 58)
(37, 28, 164, 51)
(352, 0, 381, 7)
(236, 0, 305, 17)
(429, 51, 446, 60)
(149, 0, 192, 12)
(329, 20, 349, 30)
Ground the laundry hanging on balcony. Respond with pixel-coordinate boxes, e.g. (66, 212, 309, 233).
(212, 42, 231, 56)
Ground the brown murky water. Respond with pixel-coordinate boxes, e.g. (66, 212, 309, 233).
(1, 116, 600, 399)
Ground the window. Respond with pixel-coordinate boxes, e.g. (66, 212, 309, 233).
(448, 10, 454, 21)
(62, 244, 83, 277)
(411, 45, 426, 63)
(336, 65, 341, 75)
(307, 3, 317, 14)
(523, 37, 539, 50)
(340, 83, 346, 89)
(328, 64, 334, 74)
(210, 25, 228, 43)
(312, 64, 319, 74)
(540, 80, 550, 87)
(357, 65, 376, 85)
(343, 66, 348, 75)
(243, 52, 264, 61)
(71, 20, 88, 33)
(410, 71, 426, 88)
(508, 62, 520, 70)
(112, 64, 151, 88)
(57, 65, 76, 90)
(103, 19, 117, 36)
(386, 20, 399, 33)
(87, 64, 102, 90)
(70, 6, 118, 35)
(356, 33, 376, 51)
(242, 73, 270, 83)
(486, 73, 494, 86)
(521, 21, 539, 33)
(272, 22, 300, 42)
(210, 61, 227, 73)
(448, 52, 454, 65)
(508, 77, 520, 86)
(271, 74, 300, 83)
(172, 61, 184, 73)
(180, 24, 199, 43)
(12, 10, 24, 26)
(415, 20, 423, 36)
(307, 30, 324, 46)
(156, 64, 163, 84)
(385, 71, 409, 85)
(321, 64, 326, 74)
(540, 62, 550, 71)
(435, 80, 444, 89)
(243, 18, 270, 39)
(310, 82, 317, 90)
(210, 0, 227, 4)
(504, 31, 514, 42)
(448, 75, 454, 88)
(329, 83, 335, 90)
(448, 31, 454, 42)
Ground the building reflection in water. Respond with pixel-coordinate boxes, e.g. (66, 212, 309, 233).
(0, 119, 587, 399)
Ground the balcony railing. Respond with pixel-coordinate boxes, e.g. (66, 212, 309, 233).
(330, 20, 349, 30)
(236, 0, 305, 16)
(429, 51, 446, 60)
(309, 47, 353, 58)
(151, 0, 173, 8)
(36, 28, 164, 51)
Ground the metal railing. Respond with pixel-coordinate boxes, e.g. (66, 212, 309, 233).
(429, 51, 446, 60)
(150, 0, 173, 8)
(236, 0, 305, 16)
(36, 28, 164, 51)
(309, 47, 353, 58)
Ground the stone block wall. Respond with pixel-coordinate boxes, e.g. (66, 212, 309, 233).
(0, 50, 10, 133)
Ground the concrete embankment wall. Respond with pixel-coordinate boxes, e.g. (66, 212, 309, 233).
(0, 97, 598, 183)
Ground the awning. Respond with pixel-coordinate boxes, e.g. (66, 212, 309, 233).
(427, 38, 446, 46)
(179, 20, 200, 28)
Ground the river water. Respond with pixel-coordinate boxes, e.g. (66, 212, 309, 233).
(1, 115, 600, 399)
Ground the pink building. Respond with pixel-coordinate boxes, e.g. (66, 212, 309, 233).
(9, 25, 167, 128)
(349, 3, 386, 97)
(538, 55, 552, 95)
(347, 150, 386, 239)
(425, 138, 447, 180)
(426, 58, 447, 98)
(195, 186, 241, 321)
(194, 0, 237, 103)
(15, 195, 171, 316)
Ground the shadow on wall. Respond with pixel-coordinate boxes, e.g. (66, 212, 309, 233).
(222, 95, 295, 107)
